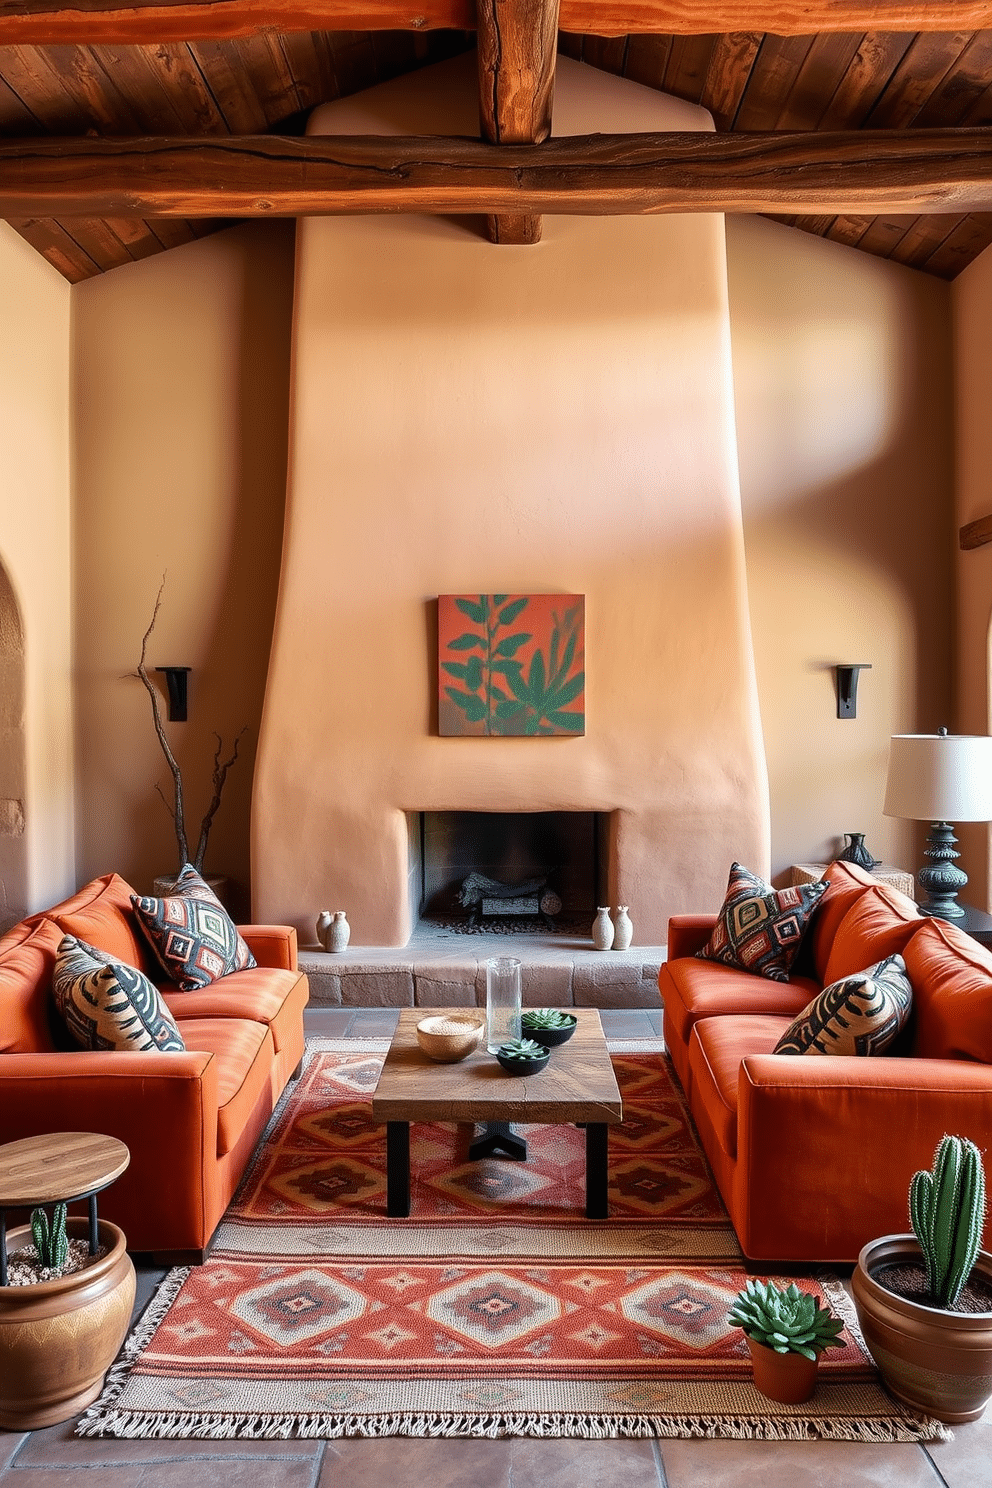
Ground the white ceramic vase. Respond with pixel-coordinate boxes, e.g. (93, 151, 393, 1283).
(613, 906, 633, 951)
(327, 911, 350, 953)
(592, 907, 614, 951)
(316, 910, 333, 948)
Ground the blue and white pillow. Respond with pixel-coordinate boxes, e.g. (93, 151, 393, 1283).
(773, 954, 913, 1057)
(53, 935, 185, 1052)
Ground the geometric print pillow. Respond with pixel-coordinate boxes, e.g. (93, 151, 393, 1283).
(695, 861, 828, 983)
(131, 862, 256, 991)
(772, 953, 913, 1057)
(52, 934, 186, 1052)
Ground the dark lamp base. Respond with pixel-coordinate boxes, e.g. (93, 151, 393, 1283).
(917, 821, 968, 919)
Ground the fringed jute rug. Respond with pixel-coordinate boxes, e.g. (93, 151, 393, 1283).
(79, 1038, 948, 1443)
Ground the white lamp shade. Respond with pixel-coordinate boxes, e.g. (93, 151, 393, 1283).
(883, 733, 992, 823)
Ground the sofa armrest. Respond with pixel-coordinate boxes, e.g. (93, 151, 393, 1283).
(736, 1054, 992, 1258)
(240, 924, 298, 971)
(667, 915, 717, 960)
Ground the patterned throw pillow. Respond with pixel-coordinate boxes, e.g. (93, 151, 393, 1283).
(696, 862, 828, 982)
(53, 935, 186, 1052)
(773, 954, 913, 1057)
(132, 863, 256, 991)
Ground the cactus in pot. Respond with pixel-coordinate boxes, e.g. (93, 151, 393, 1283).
(910, 1134, 986, 1308)
(30, 1203, 69, 1271)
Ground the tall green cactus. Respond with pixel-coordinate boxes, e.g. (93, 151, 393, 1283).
(910, 1135, 986, 1308)
(30, 1202, 69, 1271)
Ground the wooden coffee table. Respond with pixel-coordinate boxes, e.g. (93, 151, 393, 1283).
(371, 1006, 622, 1220)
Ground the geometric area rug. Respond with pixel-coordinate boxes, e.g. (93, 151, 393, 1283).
(79, 1039, 949, 1443)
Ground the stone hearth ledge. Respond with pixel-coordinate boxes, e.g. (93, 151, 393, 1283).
(299, 926, 667, 1010)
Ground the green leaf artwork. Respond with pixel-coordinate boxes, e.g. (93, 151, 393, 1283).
(438, 594, 585, 737)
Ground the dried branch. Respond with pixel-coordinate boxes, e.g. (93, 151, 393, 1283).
(135, 579, 189, 872)
(192, 729, 247, 872)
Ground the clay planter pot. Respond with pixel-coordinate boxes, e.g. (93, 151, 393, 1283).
(745, 1335, 819, 1404)
(0, 1217, 136, 1429)
(852, 1234, 992, 1424)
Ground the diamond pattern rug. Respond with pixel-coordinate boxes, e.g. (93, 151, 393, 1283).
(79, 1038, 948, 1442)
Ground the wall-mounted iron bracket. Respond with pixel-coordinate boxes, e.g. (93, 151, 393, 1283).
(834, 663, 871, 720)
(155, 666, 191, 722)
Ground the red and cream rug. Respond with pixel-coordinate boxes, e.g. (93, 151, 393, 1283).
(79, 1039, 948, 1442)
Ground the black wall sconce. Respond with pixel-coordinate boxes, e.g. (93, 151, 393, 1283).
(155, 666, 191, 722)
(834, 663, 871, 720)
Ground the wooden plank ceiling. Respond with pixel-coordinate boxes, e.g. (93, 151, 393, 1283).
(2, 6, 992, 280)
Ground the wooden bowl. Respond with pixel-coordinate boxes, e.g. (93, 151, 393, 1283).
(416, 1013, 485, 1062)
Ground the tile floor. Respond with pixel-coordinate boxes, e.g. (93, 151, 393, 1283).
(0, 1008, 987, 1488)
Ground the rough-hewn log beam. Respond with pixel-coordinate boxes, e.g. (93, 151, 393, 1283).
(4, 130, 992, 218)
(0, 0, 990, 44)
(477, 0, 560, 244)
(960, 514, 992, 550)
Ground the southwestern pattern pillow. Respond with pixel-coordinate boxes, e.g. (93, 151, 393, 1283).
(773, 953, 913, 1057)
(696, 862, 828, 983)
(52, 935, 186, 1052)
(132, 863, 256, 991)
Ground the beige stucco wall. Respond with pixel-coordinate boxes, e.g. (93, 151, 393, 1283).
(727, 215, 954, 887)
(72, 221, 295, 917)
(0, 220, 73, 922)
(254, 56, 770, 946)
(952, 241, 992, 908)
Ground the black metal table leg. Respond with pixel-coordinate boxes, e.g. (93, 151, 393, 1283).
(0, 1208, 6, 1287)
(468, 1122, 528, 1161)
(585, 1123, 609, 1219)
(88, 1193, 99, 1254)
(385, 1121, 411, 1217)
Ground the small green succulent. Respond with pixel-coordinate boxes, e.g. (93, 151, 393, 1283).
(521, 1009, 575, 1030)
(30, 1202, 69, 1271)
(728, 1279, 845, 1361)
(498, 1038, 548, 1060)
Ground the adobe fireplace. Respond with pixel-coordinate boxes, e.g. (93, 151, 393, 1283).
(251, 55, 770, 947)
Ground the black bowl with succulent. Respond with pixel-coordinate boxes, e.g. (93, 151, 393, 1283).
(520, 1008, 578, 1048)
(496, 1038, 550, 1075)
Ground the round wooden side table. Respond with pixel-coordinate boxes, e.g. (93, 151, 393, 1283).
(0, 1131, 130, 1285)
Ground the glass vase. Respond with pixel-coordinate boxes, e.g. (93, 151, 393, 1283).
(486, 956, 522, 1053)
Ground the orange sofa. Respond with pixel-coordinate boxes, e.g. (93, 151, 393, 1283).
(661, 858, 992, 1263)
(0, 873, 308, 1262)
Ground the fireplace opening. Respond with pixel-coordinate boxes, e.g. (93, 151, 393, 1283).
(414, 811, 607, 933)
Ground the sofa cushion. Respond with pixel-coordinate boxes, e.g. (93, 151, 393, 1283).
(662, 957, 818, 1049)
(904, 916, 992, 1061)
(688, 1014, 791, 1159)
(52, 934, 186, 1052)
(822, 884, 922, 987)
(0, 917, 63, 1053)
(772, 954, 913, 1057)
(162, 966, 309, 1054)
(132, 864, 256, 991)
(174, 1016, 275, 1155)
(696, 862, 827, 982)
(805, 860, 879, 983)
(50, 872, 154, 976)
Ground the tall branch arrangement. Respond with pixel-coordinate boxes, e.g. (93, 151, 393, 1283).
(134, 580, 245, 875)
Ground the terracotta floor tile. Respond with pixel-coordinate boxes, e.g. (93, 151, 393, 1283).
(131, 1458, 321, 1487)
(509, 1435, 664, 1487)
(304, 1009, 356, 1036)
(317, 1436, 513, 1488)
(15, 1419, 324, 1466)
(0, 1468, 146, 1487)
(659, 1438, 941, 1487)
(925, 1412, 992, 1488)
(0, 1434, 27, 1472)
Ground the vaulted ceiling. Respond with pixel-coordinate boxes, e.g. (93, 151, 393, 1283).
(2, 2, 992, 282)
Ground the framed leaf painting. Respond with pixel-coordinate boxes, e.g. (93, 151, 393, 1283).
(438, 594, 585, 737)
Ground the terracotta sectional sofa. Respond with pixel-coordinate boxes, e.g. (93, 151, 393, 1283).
(661, 859, 992, 1264)
(0, 872, 308, 1261)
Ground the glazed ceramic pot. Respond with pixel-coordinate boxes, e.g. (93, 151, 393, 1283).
(852, 1234, 992, 1423)
(745, 1335, 819, 1404)
(0, 1218, 136, 1429)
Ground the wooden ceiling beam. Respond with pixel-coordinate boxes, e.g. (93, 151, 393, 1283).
(4, 128, 992, 218)
(2, 0, 991, 45)
(477, 0, 561, 244)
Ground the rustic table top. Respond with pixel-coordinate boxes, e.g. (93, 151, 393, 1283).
(0, 1132, 130, 1207)
(371, 1006, 622, 1125)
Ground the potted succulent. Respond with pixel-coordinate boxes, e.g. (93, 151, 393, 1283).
(520, 1008, 577, 1047)
(495, 1037, 550, 1075)
(728, 1278, 845, 1403)
(852, 1133, 992, 1423)
(0, 1204, 136, 1429)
